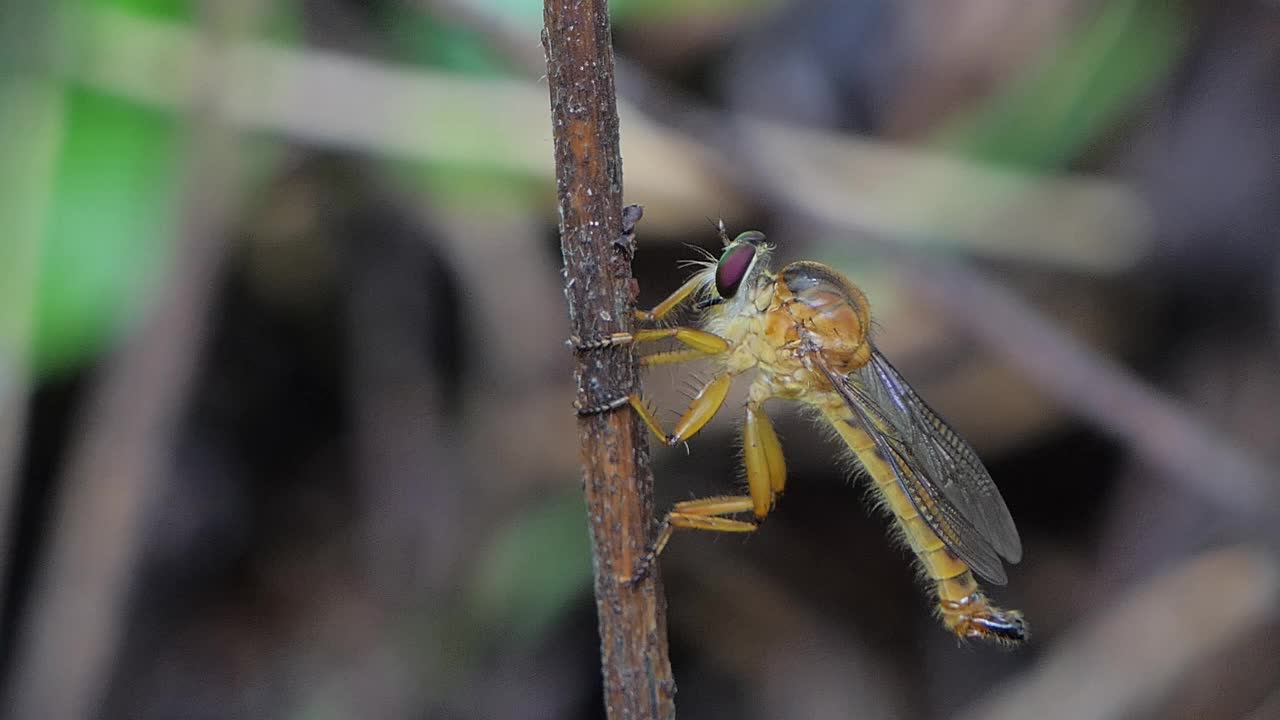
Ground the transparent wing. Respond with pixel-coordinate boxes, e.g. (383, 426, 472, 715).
(860, 351, 1022, 561)
(810, 348, 1021, 585)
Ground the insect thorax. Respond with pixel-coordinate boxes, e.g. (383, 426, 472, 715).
(775, 261, 873, 376)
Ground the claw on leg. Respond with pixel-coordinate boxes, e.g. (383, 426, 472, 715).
(626, 394, 673, 444)
(623, 495, 758, 585)
(623, 401, 787, 585)
(573, 392, 672, 443)
(569, 331, 634, 352)
(573, 394, 631, 417)
(573, 376, 732, 450)
(669, 375, 732, 445)
(570, 327, 729, 363)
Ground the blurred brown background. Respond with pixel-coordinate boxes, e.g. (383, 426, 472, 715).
(2, 0, 1279, 718)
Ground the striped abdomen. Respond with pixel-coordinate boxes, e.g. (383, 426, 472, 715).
(820, 402, 1026, 644)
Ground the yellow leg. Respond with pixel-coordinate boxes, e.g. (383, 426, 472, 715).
(623, 496, 757, 584)
(594, 374, 731, 447)
(635, 274, 707, 323)
(625, 404, 788, 584)
(625, 395, 672, 444)
(572, 269, 725, 355)
(635, 328, 729, 354)
(572, 327, 731, 432)
(575, 264, 721, 353)
(743, 403, 787, 519)
(670, 375, 732, 444)
(641, 348, 715, 367)
(622, 397, 788, 584)
(572, 327, 729, 356)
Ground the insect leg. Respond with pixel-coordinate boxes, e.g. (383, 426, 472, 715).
(628, 395, 671, 443)
(571, 327, 729, 356)
(638, 328, 730, 354)
(571, 327, 729, 428)
(639, 348, 710, 367)
(623, 495, 757, 585)
(625, 400, 787, 585)
(635, 273, 707, 323)
(579, 373, 732, 448)
(565, 270, 707, 350)
(668, 374, 732, 445)
(743, 403, 786, 518)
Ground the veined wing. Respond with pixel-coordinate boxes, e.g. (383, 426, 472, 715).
(808, 348, 1021, 585)
(860, 350, 1022, 562)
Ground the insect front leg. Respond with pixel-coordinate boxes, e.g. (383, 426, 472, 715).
(635, 273, 708, 324)
(570, 263, 714, 352)
(569, 266, 718, 353)
(570, 326, 729, 358)
(572, 327, 731, 424)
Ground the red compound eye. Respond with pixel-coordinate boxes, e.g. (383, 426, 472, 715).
(715, 242, 756, 299)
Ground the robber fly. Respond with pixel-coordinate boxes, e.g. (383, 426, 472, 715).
(576, 223, 1026, 644)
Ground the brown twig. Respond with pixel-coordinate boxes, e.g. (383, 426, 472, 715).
(4, 1, 256, 718)
(542, 1, 676, 718)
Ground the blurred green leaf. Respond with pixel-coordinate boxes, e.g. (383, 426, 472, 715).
(469, 0, 544, 27)
(0, 7, 59, 367)
(386, 0, 780, 76)
(940, 0, 1187, 170)
(0, 90, 59, 377)
(94, 0, 301, 43)
(98, 0, 190, 22)
(378, 3, 549, 206)
(383, 4, 507, 77)
(31, 1, 298, 377)
(469, 492, 592, 642)
(33, 88, 181, 376)
(391, 157, 546, 213)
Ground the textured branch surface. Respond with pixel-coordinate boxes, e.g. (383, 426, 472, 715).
(542, 1, 676, 718)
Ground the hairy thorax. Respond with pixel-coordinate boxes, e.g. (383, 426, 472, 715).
(709, 261, 874, 407)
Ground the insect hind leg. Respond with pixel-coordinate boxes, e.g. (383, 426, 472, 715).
(623, 496, 757, 585)
(625, 401, 790, 585)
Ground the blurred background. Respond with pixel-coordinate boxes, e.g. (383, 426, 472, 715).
(3, 0, 1280, 718)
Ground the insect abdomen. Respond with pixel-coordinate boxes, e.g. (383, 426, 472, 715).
(821, 404, 1027, 644)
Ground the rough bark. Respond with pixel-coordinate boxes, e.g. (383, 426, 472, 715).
(542, 1, 677, 718)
